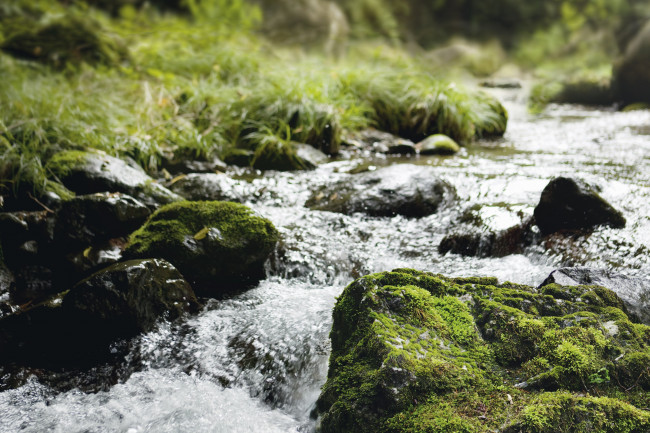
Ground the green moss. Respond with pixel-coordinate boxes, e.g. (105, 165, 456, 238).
(124, 201, 279, 292)
(318, 270, 650, 433)
(508, 392, 650, 433)
(45, 150, 91, 178)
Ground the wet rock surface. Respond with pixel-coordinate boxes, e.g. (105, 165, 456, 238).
(169, 173, 251, 203)
(54, 192, 150, 250)
(161, 156, 227, 176)
(540, 267, 650, 324)
(439, 204, 536, 257)
(64, 258, 198, 336)
(343, 129, 415, 154)
(46, 151, 182, 208)
(305, 164, 456, 217)
(534, 177, 626, 235)
(124, 201, 279, 296)
(317, 269, 650, 433)
(0, 259, 197, 370)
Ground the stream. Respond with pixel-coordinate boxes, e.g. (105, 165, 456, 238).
(1, 88, 649, 432)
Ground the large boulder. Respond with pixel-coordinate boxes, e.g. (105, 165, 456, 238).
(317, 269, 650, 433)
(63, 259, 198, 336)
(533, 177, 626, 236)
(540, 267, 650, 325)
(0, 259, 197, 367)
(305, 164, 456, 217)
(614, 20, 650, 104)
(45, 151, 182, 208)
(124, 201, 279, 295)
(439, 204, 536, 257)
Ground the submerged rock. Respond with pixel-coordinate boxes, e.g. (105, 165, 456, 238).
(416, 134, 460, 155)
(54, 192, 150, 250)
(306, 164, 456, 217)
(540, 267, 650, 324)
(45, 151, 182, 208)
(168, 173, 250, 202)
(124, 201, 279, 295)
(439, 204, 536, 257)
(534, 177, 626, 235)
(317, 269, 650, 433)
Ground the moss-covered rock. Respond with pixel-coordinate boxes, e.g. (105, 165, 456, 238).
(317, 269, 650, 433)
(46, 151, 182, 208)
(124, 201, 279, 295)
(0, 16, 127, 69)
(416, 134, 460, 156)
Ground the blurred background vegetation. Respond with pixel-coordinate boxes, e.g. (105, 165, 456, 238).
(1, 0, 648, 200)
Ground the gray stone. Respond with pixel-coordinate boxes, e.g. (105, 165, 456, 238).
(306, 164, 456, 217)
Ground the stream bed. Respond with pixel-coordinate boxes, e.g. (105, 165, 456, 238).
(1, 89, 649, 432)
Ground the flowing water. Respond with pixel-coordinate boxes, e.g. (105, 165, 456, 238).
(2, 89, 650, 432)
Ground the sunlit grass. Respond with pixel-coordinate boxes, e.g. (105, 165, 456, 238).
(0, 2, 507, 199)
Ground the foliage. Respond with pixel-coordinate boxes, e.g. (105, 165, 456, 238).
(0, 0, 509, 199)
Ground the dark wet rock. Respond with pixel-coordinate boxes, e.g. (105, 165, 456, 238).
(439, 204, 537, 257)
(10, 265, 55, 304)
(54, 192, 150, 251)
(614, 20, 650, 104)
(0, 261, 13, 299)
(223, 149, 255, 168)
(0, 211, 54, 264)
(65, 238, 126, 278)
(343, 129, 414, 154)
(0, 259, 197, 368)
(480, 78, 522, 89)
(540, 267, 650, 324)
(124, 201, 279, 296)
(64, 259, 198, 336)
(317, 269, 650, 433)
(161, 156, 227, 176)
(385, 141, 416, 155)
(533, 177, 626, 236)
(305, 164, 456, 217)
(45, 151, 182, 208)
(168, 173, 250, 202)
(416, 134, 460, 155)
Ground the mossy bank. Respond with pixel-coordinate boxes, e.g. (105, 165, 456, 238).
(316, 269, 650, 433)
